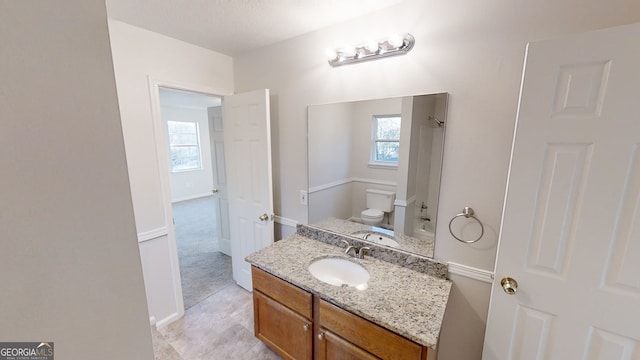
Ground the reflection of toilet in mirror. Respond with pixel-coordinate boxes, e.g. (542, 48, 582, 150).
(360, 189, 396, 226)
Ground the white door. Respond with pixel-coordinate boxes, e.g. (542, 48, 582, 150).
(222, 89, 274, 291)
(483, 23, 640, 359)
(208, 105, 231, 256)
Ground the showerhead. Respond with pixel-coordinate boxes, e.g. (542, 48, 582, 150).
(429, 115, 444, 127)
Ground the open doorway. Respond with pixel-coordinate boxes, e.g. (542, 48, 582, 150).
(158, 87, 233, 310)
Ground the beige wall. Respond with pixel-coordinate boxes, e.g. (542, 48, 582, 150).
(0, 1, 153, 359)
(233, 1, 640, 358)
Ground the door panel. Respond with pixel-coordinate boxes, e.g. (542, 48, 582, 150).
(603, 144, 640, 295)
(208, 106, 231, 255)
(483, 22, 640, 359)
(526, 143, 592, 276)
(222, 89, 274, 291)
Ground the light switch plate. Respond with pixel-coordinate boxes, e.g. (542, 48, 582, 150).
(299, 190, 308, 206)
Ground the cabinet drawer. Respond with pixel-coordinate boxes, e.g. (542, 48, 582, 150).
(319, 300, 425, 360)
(252, 266, 313, 319)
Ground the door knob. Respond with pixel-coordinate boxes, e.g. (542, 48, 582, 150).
(211, 188, 219, 194)
(501, 277, 518, 295)
(259, 213, 269, 221)
(303, 323, 310, 332)
(317, 332, 324, 341)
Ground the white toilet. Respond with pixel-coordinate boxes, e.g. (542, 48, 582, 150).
(360, 189, 396, 226)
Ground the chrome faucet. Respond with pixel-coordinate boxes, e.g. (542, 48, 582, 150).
(340, 239, 359, 257)
(357, 247, 371, 259)
(345, 245, 359, 257)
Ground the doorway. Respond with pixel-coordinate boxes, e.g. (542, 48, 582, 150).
(158, 87, 233, 310)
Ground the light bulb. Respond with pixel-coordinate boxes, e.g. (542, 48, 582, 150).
(325, 48, 338, 61)
(388, 33, 404, 48)
(365, 40, 379, 53)
(341, 45, 357, 58)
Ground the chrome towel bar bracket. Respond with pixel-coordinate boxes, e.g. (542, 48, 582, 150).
(449, 207, 484, 244)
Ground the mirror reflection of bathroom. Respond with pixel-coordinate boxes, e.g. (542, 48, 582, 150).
(308, 93, 448, 258)
(402, 93, 447, 242)
(361, 189, 395, 227)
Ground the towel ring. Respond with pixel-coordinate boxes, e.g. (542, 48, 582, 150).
(448, 207, 484, 244)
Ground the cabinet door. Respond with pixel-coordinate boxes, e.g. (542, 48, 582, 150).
(317, 328, 379, 360)
(253, 290, 313, 360)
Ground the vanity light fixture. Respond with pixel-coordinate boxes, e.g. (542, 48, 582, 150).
(326, 33, 415, 67)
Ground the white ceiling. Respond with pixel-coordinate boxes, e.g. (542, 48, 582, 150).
(105, 0, 405, 55)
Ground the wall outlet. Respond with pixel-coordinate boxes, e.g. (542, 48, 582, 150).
(299, 190, 308, 206)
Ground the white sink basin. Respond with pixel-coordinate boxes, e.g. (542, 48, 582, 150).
(308, 257, 370, 290)
(352, 231, 400, 248)
(367, 234, 399, 247)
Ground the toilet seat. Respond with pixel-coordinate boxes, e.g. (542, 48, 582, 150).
(361, 209, 384, 218)
(361, 209, 384, 225)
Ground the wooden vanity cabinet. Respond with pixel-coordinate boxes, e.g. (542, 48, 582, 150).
(317, 300, 427, 360)
(252, 266, 428, 360)
(252, 267, 313, 360)
(316, 329, 379, 360)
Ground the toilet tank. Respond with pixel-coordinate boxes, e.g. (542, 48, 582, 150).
(365, 189, 396, 212)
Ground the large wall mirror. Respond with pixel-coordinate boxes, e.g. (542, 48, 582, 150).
(307, 93, 448, 258)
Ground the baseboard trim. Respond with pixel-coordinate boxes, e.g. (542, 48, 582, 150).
(275, 215, 298, 228)
(448, 262, 494, 283)
(138, 226, 169, 243)
(154, 311, 182, 330)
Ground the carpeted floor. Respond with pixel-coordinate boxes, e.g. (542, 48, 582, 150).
(172, 196, 234, 310)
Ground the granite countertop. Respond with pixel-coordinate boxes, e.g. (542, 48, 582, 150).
(245, 234, 452, 350)
(310, 217, 435, 258)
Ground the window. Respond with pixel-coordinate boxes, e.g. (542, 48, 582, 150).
(371, 115, 401, 166)
(167, 121, 202, 172)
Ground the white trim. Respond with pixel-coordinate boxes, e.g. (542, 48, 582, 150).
(394, 194, 417, 207)
(448, 262, 495, 283)
(308, 178, 352, 194)
(309, 177, 397, 194)
(154, 311, 182, 330)
(150, 78, 233, 99)
(352, 177, 397, 187)
(137, 226, 169, 243)
(149, 316, 156, 326)
(367, 162, 398, 170)
(146, 77, 232, 326)
(274, 215, 298, 228)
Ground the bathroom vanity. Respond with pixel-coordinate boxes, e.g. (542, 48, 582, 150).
(245, 226, 451, 360)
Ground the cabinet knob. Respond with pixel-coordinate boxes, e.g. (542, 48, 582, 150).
(303, 323, 310, 332)
(317, 332, 324, 340)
